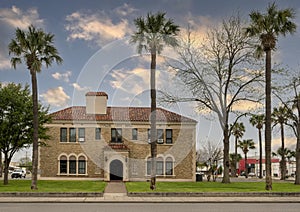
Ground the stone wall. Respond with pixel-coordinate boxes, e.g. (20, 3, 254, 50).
(40, 121, 196, 181)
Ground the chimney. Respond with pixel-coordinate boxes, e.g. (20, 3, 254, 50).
(85, 92, 108, 114)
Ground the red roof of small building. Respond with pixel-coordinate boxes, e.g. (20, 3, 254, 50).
(50, 106, 196, 123)
(85, 92, 108, 97)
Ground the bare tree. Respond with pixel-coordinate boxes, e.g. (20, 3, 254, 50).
(197, 140, 223, 182)
(161, 15, 263, 183)
(274, 73, 300, 184)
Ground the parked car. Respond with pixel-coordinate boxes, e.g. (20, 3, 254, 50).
(11, 169, 26, 179)
(248, 172, 256, 177)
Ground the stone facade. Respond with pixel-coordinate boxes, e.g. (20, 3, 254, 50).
(39, 92, 197, 182)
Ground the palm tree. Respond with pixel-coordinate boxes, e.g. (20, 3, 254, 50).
(230, 122, 245, 177)
(246, 2, 296, 190)
(238, 139, 256, 178)
(131, 12, 179, 190)
(272, 106, 290, 180)
(272, 147, 292, 179)
(229, 153, 242, 176)
(249, 114, 264, 179)
(8, 25, 62, 190)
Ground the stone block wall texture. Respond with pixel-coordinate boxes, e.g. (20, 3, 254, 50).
(40, 122, 196, 181)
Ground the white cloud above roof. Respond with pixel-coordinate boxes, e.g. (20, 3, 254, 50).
(52, 71, 72, 82)
(65, 8, 133, 47)
(41, 86, 70, 107)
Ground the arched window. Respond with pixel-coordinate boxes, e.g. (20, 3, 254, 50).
(59, 155, 67, 174)
(69, 155, 76, 174)
(78, 155, 86, 174)
(165, 157, 174, 175)
(156, 157, 164, 175)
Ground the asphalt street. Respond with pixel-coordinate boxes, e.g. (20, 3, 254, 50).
(1, 203, 300, 212)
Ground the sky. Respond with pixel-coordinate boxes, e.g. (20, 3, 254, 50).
(1, 0, 300, 161)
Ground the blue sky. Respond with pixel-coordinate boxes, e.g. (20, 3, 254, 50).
(1, 0, 300, 161)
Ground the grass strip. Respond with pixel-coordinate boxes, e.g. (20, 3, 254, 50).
(0, 180, 106, 192)
(126, 181, 300, 193)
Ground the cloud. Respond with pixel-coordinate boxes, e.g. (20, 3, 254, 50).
(65, 9, 133, 47)
(0, 5, 44, 29)
(272, 136, 297, 151)
(0, 52, 11, 69)
(41, 87, 70, 107)
(72, 83, 90, 92)
(114, 3, 137, 17)
(52, 71, 72, 82)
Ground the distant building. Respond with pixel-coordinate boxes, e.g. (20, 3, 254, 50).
(238, 157, 296, 178)
(39, 92, 197, 181)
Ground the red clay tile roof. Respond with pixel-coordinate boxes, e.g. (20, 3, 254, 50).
(50, 106, 196, 123)
(85, 92, 108, 97)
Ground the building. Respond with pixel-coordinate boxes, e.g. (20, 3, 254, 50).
(39, 92, 197, 181)
(238, 157, 296, 178)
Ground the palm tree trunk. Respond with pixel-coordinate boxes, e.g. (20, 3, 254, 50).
(150, 52, 157, 190)
(222, 124, 230, 183)
(30, 70, 39, 190)
(280, 124, 286, 180)
(259, 129, 263, 179)
(265, 49, 272, 190)
(245, 152, 248, 178)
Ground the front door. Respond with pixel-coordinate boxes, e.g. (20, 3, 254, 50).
(110, 159, 123, 181)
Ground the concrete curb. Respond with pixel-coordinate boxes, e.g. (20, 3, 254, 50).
(128, 192, 300, 197)
(0, 192, 103, 197)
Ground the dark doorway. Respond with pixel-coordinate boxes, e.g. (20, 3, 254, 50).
(110, 159, 123, 181)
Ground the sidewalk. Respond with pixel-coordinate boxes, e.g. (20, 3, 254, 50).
(1, 181, 300, 203)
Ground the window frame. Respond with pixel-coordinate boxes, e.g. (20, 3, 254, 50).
(78, 159, 86, 174)
(166, 129, 173, 144)
(111, 128, 122, 143)
(59, 158, 67, 174)
(95, 128, 101, 140)
(165, 158, 174, 175)
(60, 128, 67, 142)
(69, 128, 76, 143)
(69, 158, 76, 174)
(132, 128, 138, 140)
(78, 128, 85, 142)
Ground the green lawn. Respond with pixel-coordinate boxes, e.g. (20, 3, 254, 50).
(0, 180, 106, 192)
(126, 181, 300, 193)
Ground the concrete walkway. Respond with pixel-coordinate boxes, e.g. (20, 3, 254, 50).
(104, 182, 127, 197)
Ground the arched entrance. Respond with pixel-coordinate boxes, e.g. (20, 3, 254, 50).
(110, 159, 123, 181)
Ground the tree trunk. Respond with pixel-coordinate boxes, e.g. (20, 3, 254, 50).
(222, 124, 230, 183)
(232, 137, 238, 177)
(0, 151, 2, 178)
(3, 153, 11, 185)
(280, 123, 286, 180)
(265, 49, 272, 190)
(30, 70, 39, 190)
(150, 52, 157, 190)
(295, 121, 300, 184)
(245, 153, 248, 178)
(258, 128, 263, 179)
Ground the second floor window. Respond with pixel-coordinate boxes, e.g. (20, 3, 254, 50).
(157, 129, 164, 143)
(111, 128, 122, 143)
(95, 128, 101, 140)
(132, 128, 138, 140)
(69, 128, 76, 142)
(60, 128, 67, 142)
(78, 128, 85, 142)
(166, 129, 173, 144)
